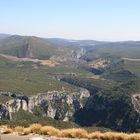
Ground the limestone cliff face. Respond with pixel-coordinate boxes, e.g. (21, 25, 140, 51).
(0, 89, 90, 121)
(131, 94, 140, 113)
(0, 104, 12, 120)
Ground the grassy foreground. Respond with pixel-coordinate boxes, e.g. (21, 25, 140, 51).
(1, 124, 140, 140)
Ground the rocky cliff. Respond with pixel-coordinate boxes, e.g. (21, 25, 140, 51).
(0, 89, 90, 121)
(74, 86, 140, 132)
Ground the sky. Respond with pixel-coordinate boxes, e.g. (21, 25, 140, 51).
(0, 0, 140, 41)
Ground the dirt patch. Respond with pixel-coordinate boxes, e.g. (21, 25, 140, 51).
(89, 58, 109, 69)
(0, 53, 59, 67)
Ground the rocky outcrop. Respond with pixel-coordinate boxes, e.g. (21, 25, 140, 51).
(131, 94, 140, 113)
(0, 104, 12, 120)
(0, 89, 90, 121)
(17, 43, 33, 58)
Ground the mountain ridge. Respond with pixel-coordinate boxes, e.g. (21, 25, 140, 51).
(0, 33, 140, 132)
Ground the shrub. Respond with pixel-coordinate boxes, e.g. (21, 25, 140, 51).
(4, 128, 12, 134)
(88, 131, 103, 139)
(40, 126, 60, 136)
(1, 124, 140, 140)
(14, 126, 24, 133)
(29, 123, 42, 134)
(103, 132, 126, 140)
(2, 127, 13, 134)
(128, 133, 140, 140)
(61, 128, 88, 138)
(23, 127, 31, 135)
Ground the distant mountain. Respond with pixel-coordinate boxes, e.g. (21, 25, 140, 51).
(47, 38, 107, 51)
(0, 34, 140, 61)
(0, 35, 70, 59)
(47, 38, 103, 46)
(0, 33, 11, 39)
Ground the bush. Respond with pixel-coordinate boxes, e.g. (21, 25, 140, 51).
(29, 123, 42, 134)
(14, 126, 24, 134)
(2, 128, 13, 134)
(23, 127, 31, 135)
(88, 131, 103, 139)
(40, 126, 60, 136)
(61, 128, 88, 138)
(1, 124, 140, 140)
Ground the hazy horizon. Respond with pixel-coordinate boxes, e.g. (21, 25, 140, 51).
(1, 32, 140, 42)
(1, 0, 140, 41)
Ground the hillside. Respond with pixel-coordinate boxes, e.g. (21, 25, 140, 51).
(0, 35, 140, 132)
(0, 35, 68, 59)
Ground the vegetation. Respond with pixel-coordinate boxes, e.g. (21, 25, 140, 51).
(74, 80, 140, 132)
(1, 35, 140, 133)
(0, 109, 78, 129)
(0, 58, 80, 95)
(124, 60, 140, 78)
(0, 35, 67, 59)
(1, 124, 140, 140)
(0, 95, 12, 103)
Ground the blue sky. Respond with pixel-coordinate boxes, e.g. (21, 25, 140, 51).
(0, 0, 140, 41)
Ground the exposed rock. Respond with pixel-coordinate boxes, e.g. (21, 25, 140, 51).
(131, 94, 140, 113)
(0, 89, 90, 121)
(89, 58, 110, 69)
(0, 91, 16, 98)
(21, 99, 28, 111)
(0, 104, 12, 120)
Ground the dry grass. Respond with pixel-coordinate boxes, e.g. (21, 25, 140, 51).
(1, 124, 140, 140)
(2, 127, 13, 134)
(61, 128, 88, 138)
(128, 133, 140, 140)
(102, 132, 127, 140)
(40, 126, 60, 136)
(88, 131, 104, 139)
(23, 127, 31, 135)
(88, 132, 140, 140)
(29, 123, 42, 134)
(0, 125, 13, 134)
(14, 126, 24, 134)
